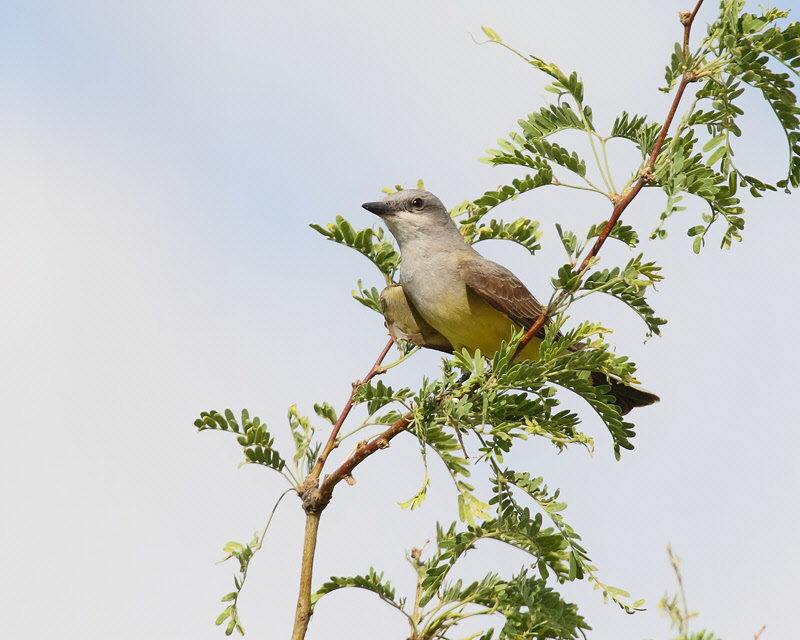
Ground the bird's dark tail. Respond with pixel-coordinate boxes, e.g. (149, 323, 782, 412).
(590, 371, 660, 415)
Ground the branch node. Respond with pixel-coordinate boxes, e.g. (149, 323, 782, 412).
(298, 475, 319, 497)
(410, 540, 429, 562)
(375, 437, 390, 450)
(679, 10, 692, 25)
(640, 168, 655, 183)
(298, 476, 331, 515)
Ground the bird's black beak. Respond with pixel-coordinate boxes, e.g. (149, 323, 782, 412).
(362, 201, 393, 217)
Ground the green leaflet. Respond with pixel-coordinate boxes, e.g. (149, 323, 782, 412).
(310, 216, 400, 283)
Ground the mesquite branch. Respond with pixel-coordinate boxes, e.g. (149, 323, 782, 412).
(293, 5, 708, 639)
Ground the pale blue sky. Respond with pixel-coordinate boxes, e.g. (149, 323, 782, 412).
(1, 1, 799, 639)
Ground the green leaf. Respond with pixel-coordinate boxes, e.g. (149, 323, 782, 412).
(460, 171, 553, 232)
(468, 217, 542, 255)
(212, 529, 268, 637)
(521, 57, 588, 109)
(610, 111, 661, 157)
(196, 410, 288, 475)
(556, 223, 579, 259)
(568, 550, 578, 580)
(353, 379, 412, 415)
(398, 474, 430, 510)
(586, 219, 639, 247)
(579, 254, 666, 337)
(706, 144, 728, 167)
(651, 131, 747, 246)
(517, 103, 585, 139)
(313, 402, 338, 425)
(312, 568, 402, 610)
(351, 280, 383, 313)
(702, 133, 726, 152)
(288, 405, 320, 476)
(310, 216, 400, 282)
(481, 26, 502, 43)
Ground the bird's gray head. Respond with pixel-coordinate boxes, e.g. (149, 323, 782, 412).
(361, 189, 461, 248)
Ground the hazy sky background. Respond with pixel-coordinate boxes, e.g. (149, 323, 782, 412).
(2, 1, 799, 639)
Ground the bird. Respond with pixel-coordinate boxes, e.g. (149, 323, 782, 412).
(362, 189, 659, 415)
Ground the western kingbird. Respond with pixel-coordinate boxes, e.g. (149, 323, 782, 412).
(362, 189, 659, 415)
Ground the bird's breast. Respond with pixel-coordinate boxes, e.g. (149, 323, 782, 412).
(401, 256, 524, 356)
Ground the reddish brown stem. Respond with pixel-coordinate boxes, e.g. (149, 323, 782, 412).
(682, 0, 705, 55)
(514, 4, 703, 358)
(317, 412, 412, 504)
(308, 338, 394, 482)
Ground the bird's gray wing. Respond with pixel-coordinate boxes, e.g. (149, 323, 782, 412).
(457, 258, 550, 339)
(380, 284, 454, 353)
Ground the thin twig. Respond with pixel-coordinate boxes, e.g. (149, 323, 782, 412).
(409, 541, 428, 634)
(668, 544, 691, 637)
(308, 338, 394, 482)
(317, 412, 412, 505)
(255, 488, 294, 551)
(448, 415, 469, 458)
(682, 0, 705, 55)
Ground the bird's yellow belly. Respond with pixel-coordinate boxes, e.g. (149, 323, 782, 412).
(422, 286, 542, 362)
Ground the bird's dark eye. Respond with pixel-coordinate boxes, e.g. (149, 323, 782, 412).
(411, 198, 423, 208)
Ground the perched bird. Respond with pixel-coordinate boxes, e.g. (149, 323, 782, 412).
(362, 189, 658, 415)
